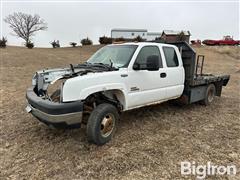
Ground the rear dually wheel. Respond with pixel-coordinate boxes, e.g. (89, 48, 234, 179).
(201, 84, 216, 106)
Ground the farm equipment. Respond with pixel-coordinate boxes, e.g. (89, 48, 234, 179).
(202, 36, 240, 46)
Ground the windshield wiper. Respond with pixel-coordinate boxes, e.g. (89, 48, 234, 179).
(74, 62, 118, 71)
(75, 62, 92, 68)
(92, 63, 118, 70)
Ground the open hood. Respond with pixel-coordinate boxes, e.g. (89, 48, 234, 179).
(32, 63, 118, 97)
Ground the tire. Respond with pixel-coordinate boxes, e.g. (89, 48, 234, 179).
(86, 103, 119, 145)
(201, 84, 216, 106)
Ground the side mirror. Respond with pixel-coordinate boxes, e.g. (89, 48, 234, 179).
(146, 55, 159, 71)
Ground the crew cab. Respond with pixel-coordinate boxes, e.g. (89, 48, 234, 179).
(26, 42, 230, 145)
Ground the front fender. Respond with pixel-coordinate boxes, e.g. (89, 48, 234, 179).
(62, 71, 128, 105)
(63, 82, 128, 109)
(78, 83, 128, 100)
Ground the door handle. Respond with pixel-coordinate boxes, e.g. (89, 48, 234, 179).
(160, 72, 167, 78)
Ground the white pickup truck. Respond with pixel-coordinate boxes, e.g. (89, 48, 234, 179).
(26, 42, 230, 145)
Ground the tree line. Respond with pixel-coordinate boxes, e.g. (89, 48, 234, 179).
(1, 12, 186, 49)
(1, 12, 148, 49)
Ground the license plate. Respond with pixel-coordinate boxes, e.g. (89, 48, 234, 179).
(25, 105, 32, 113)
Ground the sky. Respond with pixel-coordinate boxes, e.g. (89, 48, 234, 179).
(1, 0, 239, 47)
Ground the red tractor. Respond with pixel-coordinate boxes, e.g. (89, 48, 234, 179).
(202, 36, 240, 46)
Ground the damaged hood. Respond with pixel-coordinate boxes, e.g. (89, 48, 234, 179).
(33, 63, 118, 95)
(33, 67, 72, 93)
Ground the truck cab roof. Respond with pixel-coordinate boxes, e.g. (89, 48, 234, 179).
(109, 42, 177, 48)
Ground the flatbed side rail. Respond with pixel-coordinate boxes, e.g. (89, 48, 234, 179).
(191, 74, 230, 87)
(179, 74, 230, 104)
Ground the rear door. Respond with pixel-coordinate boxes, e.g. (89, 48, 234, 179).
(161, 46, 185, 99)
(126, 45, 167, 109)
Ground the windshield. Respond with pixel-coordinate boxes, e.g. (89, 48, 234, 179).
(87, 45, 138, 68)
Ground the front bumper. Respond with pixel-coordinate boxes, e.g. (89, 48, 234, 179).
(26, 87, 83, 128)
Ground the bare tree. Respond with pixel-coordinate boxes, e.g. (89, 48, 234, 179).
(177, 31, 187, 42)
(4, 12, 47, 45)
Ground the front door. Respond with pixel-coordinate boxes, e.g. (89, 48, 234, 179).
(126, 45, 167, 109)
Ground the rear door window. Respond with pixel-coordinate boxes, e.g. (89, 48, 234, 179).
(163, 47, 179, 67)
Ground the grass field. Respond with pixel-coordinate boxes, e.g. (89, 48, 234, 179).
(0, 45, 239, 179)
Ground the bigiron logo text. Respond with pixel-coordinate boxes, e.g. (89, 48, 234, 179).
(181, 161, 237, 179)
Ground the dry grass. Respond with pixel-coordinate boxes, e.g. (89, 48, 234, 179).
(0, 45, 239, 179)
(203, 46, 240, 60)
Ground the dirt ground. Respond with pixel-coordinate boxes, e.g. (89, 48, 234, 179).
(0, 45, 239, 179)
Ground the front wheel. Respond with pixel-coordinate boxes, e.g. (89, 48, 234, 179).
(86, 103, 119, 145)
